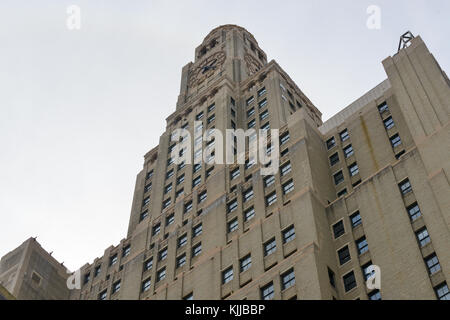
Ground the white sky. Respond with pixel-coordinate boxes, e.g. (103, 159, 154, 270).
(0, 0, 449, 271)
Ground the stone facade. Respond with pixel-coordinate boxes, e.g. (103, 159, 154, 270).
(0, 237, 70, 300)
(2, 25, 449, 300)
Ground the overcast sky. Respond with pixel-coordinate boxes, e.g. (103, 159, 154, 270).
(0, 0, 449, 271)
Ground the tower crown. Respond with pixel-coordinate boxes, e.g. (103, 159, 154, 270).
(195, 25, 265, 62)
(178, 25, 269, 105)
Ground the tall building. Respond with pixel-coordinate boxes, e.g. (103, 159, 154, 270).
(2, 25, 449, 300)
(0, 237, 70, 300)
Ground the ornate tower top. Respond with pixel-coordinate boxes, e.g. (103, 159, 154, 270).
(178, 25, 268, 108)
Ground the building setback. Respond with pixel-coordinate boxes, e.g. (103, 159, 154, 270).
(1, 25, 449, 300)
(0, 237, 70, 300)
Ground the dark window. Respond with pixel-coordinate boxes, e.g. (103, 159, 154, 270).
(384, 116, 395, 129)
(395, 150, 405, 159)
(159, 248, 167, 261)
(122, 245, 131, 258)
(350, 211, 362, 228)
(390, 133, 402, 148)
(227, 199, 238, 213)
(337, 188, 347, 197)
(326, 137, 336, 150)
(176, 188, 184, 198)
(184, 201, 193, 214)
(193, 163, 201, 173)
(329, 152, 339, 166)
(434, 282, 450, 300)
(192, 243, 202, 257)
(141, 278, 151, 292)
(166, 213, 174, 225)
(142, 196, 150, 207)
(348, 163, 359, 177)
(280, 162, 292, 176)
(334, 171, 344, 185)
(230, 168, 240, 180)
(207, 114, 215, 124)
(281, 269, 296, 290)
(264, 238, 276, 256)
(176, 254, 186, 268)
(416, 227, 431, 247)
(198, 191, 207, 203)
(281, 148, 289, 157)
(208, 103, 215, 112)
(183, 292, 194, 300)
(261, 122, 270, 131)
(240, 255, 252, 272)
(352, 179, 362, 187)
(228, 218, 238, 233)
(338, 246, 351, 265)
(177, 174, 185, 185)
(425, 254, 441, 274)
(178, 234, 187, 248)
(356, 236, 369, 255)
(265, 192, 277, 206)
(192, 176, 201, 187)
(98, 290, 107, 300)
(260, 110, 269, 121)
(333, 220, 345, 238)
(343, 144, 354, 158)
(112, 280, 121, 294)
(258, 87, 266, 97)
(328, 268, 336, 287)
(283, 225, 296, 244)
(399, 179, 412, 195)
(407, 202, 421, 221)
(259, 98, 268, 109)
(157, 268, 166, 282)
(264, 175, 275, 187)
(378, 102, 389, 113)
(152, 223, 161, 236)
(369, 289, 381, 300)
(222, 267, 234, 284)
(340, 129, 349, 142)
(261, 282, 274, 300)
(143, 258, 153, 271)
(343, 271, 357, 292)
(362, 261, 375, 281)
(280, 132, 290, 145)
(193, 223, 202, 237)
(282, 179, 295, 195)
(145, 170, 154, 180)
(94, 265, 101, 277)
(166, 169, 174, 180)
(162, 198, 171, 210)
(246, 96, 255, 106)
(244, 207, 255, 221)
(109, 254, 118, 267)
(140, 210, 149, 222)
(243, 188, 254, 202)
(83, 273, 90, 285)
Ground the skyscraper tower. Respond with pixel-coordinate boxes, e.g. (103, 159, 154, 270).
(3, 25, 448, 301)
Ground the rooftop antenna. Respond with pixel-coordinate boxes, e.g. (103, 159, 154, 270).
(398, 31, 415, 53)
